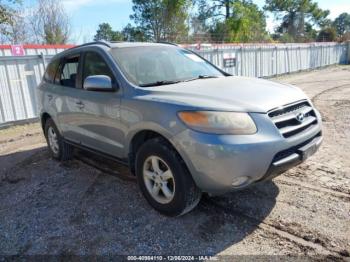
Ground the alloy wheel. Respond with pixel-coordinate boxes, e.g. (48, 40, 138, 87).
(143, 156, 175, 204)
(47, 126, 59, 155)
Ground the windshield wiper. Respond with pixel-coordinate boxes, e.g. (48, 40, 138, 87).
(139, 80, 181, 87)
(139, 75, 219, 87)
(184, 75, 219, 82)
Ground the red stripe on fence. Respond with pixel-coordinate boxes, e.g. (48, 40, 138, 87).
(0, 44, 75, 49)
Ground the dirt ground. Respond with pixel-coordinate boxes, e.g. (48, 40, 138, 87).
(0, 66, 349, 259)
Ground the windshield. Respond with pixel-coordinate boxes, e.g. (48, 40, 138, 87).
(111, 46, 224, 86)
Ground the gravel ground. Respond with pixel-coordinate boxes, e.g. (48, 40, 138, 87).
(0, 66, 349, 259)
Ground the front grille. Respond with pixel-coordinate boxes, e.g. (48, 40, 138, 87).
(268, 100, 318, 138)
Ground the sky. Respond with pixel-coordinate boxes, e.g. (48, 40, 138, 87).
(24, 0, 350, 43)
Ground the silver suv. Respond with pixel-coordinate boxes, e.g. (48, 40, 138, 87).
(38, 41, 322, 216)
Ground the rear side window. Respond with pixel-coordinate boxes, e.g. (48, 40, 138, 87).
(58, 56, 80, 88)
(44, 59, 59, 83)
(83, 52, 114, 82)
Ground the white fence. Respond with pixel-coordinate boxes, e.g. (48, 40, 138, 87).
(190, 42, 349, 77)
(0, 55, 53, 125)
(0, 42, 349, 126)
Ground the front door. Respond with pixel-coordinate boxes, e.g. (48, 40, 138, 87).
(73, 51, 124, 158)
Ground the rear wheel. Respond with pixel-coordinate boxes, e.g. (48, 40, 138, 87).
(44, 118, 73, 161)
(135, 137, 201, 216)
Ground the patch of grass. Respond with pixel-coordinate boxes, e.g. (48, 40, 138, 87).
(0, 123, 41, 141)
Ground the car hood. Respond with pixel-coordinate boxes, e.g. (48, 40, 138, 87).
(140, 76, 308, 113)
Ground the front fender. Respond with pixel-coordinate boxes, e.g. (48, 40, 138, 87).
(124, 121, 182, 154)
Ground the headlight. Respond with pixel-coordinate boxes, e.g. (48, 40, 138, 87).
(178, 111, 257, 135)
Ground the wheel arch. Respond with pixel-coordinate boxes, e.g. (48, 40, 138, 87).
(40, 112, 52, 133)
(128, 129, 184, 175)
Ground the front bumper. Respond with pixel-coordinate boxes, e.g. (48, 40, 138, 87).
(171, 112, 322, 195)
(258, 134, 322, 182)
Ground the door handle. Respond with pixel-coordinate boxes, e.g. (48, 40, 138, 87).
(75, 100, 85, 109)
(47, 94, 53, 101)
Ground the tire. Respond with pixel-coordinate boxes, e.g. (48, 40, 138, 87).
(135, 137, 202, 216)
(44, 118, 73, 161)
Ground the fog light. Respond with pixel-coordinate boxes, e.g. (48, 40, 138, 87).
(232, 176, 249, 187)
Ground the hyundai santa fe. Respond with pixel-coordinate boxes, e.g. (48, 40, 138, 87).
(38, 41, 322, 216)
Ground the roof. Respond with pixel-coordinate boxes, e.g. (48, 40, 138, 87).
(48, 41, 180, 60)
(68, 40, 178, 50)
(0, 42, 176, 55)
(108, 42, 178, 48)
(64, 40, 170, 50)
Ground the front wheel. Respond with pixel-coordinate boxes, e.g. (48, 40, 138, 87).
(44, 118, 73, 161)
(135, 138, 202, 216)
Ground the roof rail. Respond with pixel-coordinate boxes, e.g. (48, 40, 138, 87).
(157, 41, 179, 46)
(69, 40, 112, 50)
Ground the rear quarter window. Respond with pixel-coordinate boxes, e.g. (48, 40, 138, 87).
(44, 59, 60, 83)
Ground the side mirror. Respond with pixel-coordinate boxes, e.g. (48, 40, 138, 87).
(83, 75, 115, 92)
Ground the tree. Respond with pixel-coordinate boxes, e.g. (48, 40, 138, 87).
(317, 27, 336, 42)
(204, 0, 267, 43)
(2, 9, 29, 44)
(0, 0, 20, 40)
(28, 0, 70, 44)
(333, 13, 350, 37)
(340, 32, 350, 42)
(94, 23, 123, 41)
(193, 0, 232, 43)
(130, 0, 190, 42)
(227, 0, 267, 42)
(121, 23, 148, 41)
(0, 0, 17, 24)
(265, 0, 329, 42)
(196, 0, 233, 21)
(193, 0, 268, 43)
(304, 22, 317, 41)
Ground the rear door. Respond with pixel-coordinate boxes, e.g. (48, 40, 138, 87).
(38, 58, 60, 119)
(55, 53, 83, 142)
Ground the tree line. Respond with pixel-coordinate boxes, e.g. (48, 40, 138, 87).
(1, 0, 350, 44)
(95, 0, 350, 43)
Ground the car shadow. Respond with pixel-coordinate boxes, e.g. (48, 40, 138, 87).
(0, 147, 279, 256)
(0, 146, 46, 182)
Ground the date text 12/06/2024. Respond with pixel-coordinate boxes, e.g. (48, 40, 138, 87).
(127, 255, 219, 261)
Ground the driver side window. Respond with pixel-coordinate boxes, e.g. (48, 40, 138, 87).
(57, 55, 80, 88)
(83, 52, 115, 85)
